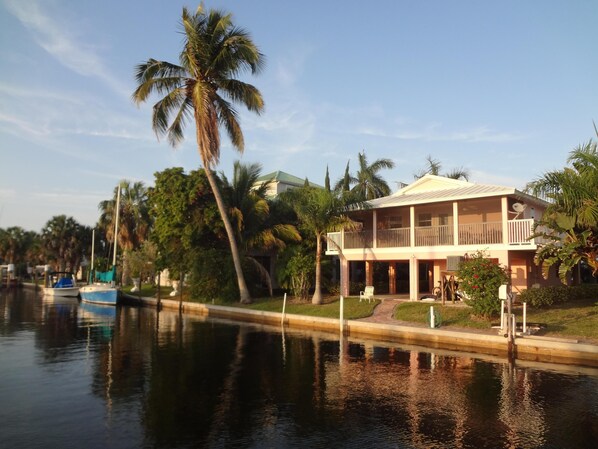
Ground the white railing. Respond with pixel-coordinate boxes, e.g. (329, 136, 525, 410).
(344, 230, 373, 249)
(326, 219, 546, 251)
(414, 225, 453, 246)
(508, 219, 533, 245)
(377, 228, 410, 248)
(459, 222, 503, 245)
(326, 232, 342, 253)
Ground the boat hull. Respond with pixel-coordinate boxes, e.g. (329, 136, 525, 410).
(80, 284, 119, 306)
(43, 286, 80, 297)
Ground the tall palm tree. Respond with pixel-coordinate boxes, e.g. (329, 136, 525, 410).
(220, 161, 300, 294)
(527, 138, 598, 280)
(283, 187, 358, 305)
(351, 151, 395, 200)
(41, 216, 84, 271)
(415, 155, 470, 180)
(133, 6, 264, 303)
(99, 180, 150, 252)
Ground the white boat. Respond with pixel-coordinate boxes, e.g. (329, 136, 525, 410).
(43, 272, 80, 297)
(81, 185, 122, 306)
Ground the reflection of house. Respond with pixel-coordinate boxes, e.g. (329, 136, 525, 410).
(254, 170, 322, 198)
(326, 175, 559, 299)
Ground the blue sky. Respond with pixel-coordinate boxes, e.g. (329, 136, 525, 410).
(0, 0, 596, 232)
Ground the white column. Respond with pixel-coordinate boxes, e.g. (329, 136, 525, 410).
(410, 206, 415, 247)
(373, 210, 377, 248)
(453, 201, 459, 246)
(501, 196, 509, 245)
(409, 255, 419, 301)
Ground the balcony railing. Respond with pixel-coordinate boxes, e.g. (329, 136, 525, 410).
(326, 219, 543, 253)
(459, 222, 503, 245)
(377, 228, 410, 248)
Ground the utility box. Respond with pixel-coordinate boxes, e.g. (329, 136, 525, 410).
(446, 256, 464, 272)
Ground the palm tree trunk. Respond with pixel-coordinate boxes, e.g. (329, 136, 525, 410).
(202, 163, 252, 304)
(312, 233, 322, 305)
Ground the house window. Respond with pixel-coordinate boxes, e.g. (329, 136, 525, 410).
(418, 213, 432, 227)
(439, 214, 449, 226)
(389, 216, 402, 228)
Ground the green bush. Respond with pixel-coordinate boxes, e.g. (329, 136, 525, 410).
(457, 251, 510, 318)
(520, 283, 598, 308)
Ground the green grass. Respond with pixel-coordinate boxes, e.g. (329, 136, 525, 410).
(122, 284, 173, 298)
(525, 299, 598, 341)
(393, 302, 492, 329)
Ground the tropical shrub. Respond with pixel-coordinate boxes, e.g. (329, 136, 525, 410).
(519, 283, 598, 308)
(276, 246, 315, 301)
(457, 251, 510, 318)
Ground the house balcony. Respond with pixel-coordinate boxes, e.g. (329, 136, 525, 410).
(326, 218, 542, 254)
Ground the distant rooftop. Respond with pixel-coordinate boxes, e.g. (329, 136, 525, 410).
(256, 170, 323, 188)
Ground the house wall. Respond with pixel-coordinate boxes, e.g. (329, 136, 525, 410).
(458, 198, 501, 223)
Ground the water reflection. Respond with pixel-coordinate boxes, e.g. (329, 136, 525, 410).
(1, 289, 597, 448)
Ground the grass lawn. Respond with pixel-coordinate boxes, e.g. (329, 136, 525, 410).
(232, 295, 379, 320)
(126, 284, 598, 342)
(525, 299, 598, 342)
(122, 284, 174, 298)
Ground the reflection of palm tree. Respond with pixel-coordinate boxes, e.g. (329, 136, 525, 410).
(220, 162, 300, 295)
(133, 6, 264, 304)
(415, 155, 470, 180)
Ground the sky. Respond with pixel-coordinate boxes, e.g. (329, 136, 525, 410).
(0, 0, 596, 232)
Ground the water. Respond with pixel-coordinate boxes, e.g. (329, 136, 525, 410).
(1, 289, 597, 449)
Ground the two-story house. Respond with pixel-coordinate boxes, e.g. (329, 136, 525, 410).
(326, 174, 557, 300)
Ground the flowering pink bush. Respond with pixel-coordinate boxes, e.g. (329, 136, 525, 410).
(457, 251, 510, 317)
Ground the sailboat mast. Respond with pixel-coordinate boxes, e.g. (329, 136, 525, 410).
(112, 184, 121, 268)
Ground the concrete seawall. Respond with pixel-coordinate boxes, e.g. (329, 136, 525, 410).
(136, 297, 598, 368)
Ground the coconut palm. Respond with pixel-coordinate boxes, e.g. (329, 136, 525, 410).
(527, 138, 598, 280)
(40, 216, 88, 272)
(351, 151, 395, 200)
(220, 161, 300, 295)
(98, 180, 150, 252)
(133, 5, 264, 303)
(283, 186, 359, 304)
(415, 155, 470, 181)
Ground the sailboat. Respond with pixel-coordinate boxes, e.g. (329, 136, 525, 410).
(80, 185, 122, 306)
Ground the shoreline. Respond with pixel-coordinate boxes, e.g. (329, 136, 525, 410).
(130, 294, 598, 369)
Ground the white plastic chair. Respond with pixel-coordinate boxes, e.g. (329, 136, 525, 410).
(359, 286, 374, 303)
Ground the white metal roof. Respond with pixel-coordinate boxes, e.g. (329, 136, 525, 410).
(368, 174, 547, 209)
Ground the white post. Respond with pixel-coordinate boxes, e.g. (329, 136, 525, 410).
(512, 314, 517, 337)
(500, 300, 505, 330)
(523, 302, 527, 334)
(430, 306, 435, 328)
(281, 292, 287, 326)
(340, 295, 344, 334)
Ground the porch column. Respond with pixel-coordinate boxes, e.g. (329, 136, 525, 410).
(501, 196, 509, 244)
(409, 255, 419, 301)
(340, 256, 350, 297)
(453, 201, 459, 246)
(365, 260, 374, 287)
(373, 210, 377, 248)
(388, 262, 397, 295)
(410, 206, 415, 247)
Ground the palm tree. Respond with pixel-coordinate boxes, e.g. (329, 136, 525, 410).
(99, 180, 150, 252)
(283, 187, 358, 305)
(220, 161, 300, 295)
(527, 138, 598, 280)
(351, 151, 395, 200)
(41, 216, 86, 272)
(133, 6, 264, 303)
(415, 155, 470, 180)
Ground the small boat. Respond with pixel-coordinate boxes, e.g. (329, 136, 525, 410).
(81, 185, 122, 306)
(43, 271, 80, 297)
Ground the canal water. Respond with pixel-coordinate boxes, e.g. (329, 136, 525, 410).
(1, 289, 597, 449)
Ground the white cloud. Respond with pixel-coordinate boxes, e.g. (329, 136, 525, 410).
(4, 0, 129, 98)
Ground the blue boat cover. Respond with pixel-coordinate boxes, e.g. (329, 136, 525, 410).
(54, 277, 74, 288)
